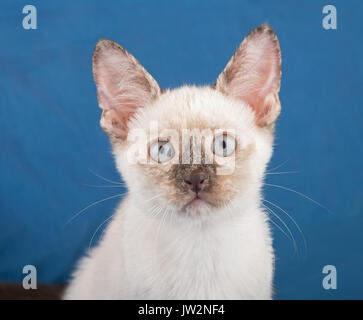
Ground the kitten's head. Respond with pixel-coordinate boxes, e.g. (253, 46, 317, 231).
(92, 24, 281, 217)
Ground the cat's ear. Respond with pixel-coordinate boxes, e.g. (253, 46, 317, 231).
(215, 24, 282, 127)
(92, 39, 161, 139)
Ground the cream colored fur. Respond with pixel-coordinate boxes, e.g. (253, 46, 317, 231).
(64, 24, 281, 300)
(64, 87, 275, 299)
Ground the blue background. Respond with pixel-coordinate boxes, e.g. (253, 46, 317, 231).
(1, 0, 362, 299)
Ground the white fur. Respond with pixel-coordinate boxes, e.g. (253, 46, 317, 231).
(64, 87, 275, 300)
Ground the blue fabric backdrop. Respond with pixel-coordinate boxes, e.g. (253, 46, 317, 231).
(1, 0, 362, 299)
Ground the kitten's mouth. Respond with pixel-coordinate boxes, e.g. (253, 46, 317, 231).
(182, 194, 212, 211)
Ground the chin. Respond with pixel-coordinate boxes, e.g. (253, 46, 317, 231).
(175, 191, 220, 217)
(183, 198, 212, 216)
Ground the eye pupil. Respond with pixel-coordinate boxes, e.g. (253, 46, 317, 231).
(159, 144, 165, 154)
(150, 140, 175, 163)
(212, 134, 236, 157)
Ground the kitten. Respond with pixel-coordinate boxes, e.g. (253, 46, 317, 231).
(64, 24, 282, 300)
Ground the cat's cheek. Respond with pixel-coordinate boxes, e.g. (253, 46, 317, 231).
(137, 163, 181, 202)
(208, 177, 238, 207)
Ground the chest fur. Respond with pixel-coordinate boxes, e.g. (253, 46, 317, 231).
(120, 208, 273, 299)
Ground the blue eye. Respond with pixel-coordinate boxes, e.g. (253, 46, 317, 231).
(149, 140, 175, 163)
(212, 134, 236, 157)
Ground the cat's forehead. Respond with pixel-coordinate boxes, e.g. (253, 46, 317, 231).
(132, 86, 255, 133)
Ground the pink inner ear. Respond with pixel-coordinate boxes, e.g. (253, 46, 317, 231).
(93, 41, 159, 139)
(219, 26, 281, 126)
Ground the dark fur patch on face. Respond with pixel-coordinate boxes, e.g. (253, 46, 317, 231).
(171, 164, 216, 193)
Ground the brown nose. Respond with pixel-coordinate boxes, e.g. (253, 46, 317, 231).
(184, 170, 206, 194)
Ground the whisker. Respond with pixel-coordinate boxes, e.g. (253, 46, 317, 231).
(89, 169, 124, 185)
(263, 199, 307, 257)
(65, 193, 124, 225)
(225, 199, 234, 221)
(167, 206, 174, 228)
(264, 211, 291, 240)
(88, 215, 114, 249)
(146, 204, 163, 220)
(262, 203, 298, 254)
(131, 205, 162, 237)
(144, 193, 163, 203)
(151, 208, 164, 220)
(264, 183, 332, 214)
(81, 183, 125, 188)
(267, 159, 289, 173)
(266, 171, 300, 175)
(155, 207, 169, 242)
